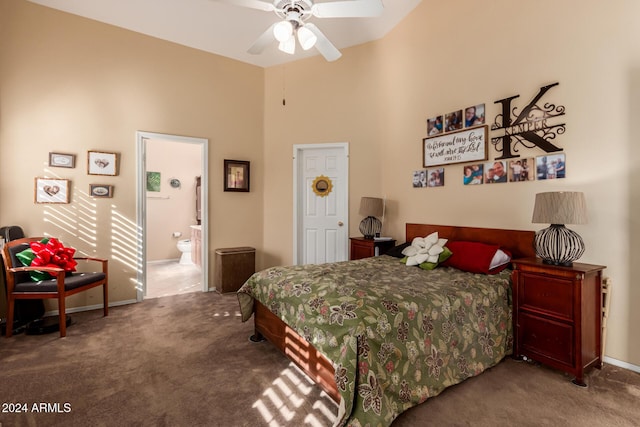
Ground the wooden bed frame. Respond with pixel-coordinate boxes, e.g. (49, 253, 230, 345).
(251, 223, 536, 403)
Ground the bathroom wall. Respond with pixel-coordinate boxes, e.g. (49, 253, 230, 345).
(146, 138, 202, 261)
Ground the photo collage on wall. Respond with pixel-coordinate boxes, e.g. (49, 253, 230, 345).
(417, 103, 485, 188)
(462, 153, 566, 185)
(418, 100, 566, 188)
(36, 151, 118, 204)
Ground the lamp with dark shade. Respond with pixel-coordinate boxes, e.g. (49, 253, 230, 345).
(532, 191, 588, 266)
(359, 197, 384, 239)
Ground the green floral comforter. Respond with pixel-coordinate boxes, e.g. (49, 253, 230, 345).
(237, 255, 513, 427)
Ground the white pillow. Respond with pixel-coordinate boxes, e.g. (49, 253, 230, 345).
(404, 232, 446, 267)
(412, 237, 426, 248)
(490, 249, 511, 269)
(428, 245, 444, 256)
(427, 254, 439, 263)
(402, 245, 417, 257)
(424, 232, 439, 246)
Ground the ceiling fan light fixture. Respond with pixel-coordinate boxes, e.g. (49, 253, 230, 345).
(297, 26, 317, 50)
(273, 20, 293, 42)
(278, 36, 296, 54)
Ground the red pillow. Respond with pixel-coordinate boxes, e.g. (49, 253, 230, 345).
(441, 241, 511, 274)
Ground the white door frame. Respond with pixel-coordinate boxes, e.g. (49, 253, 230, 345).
(136, 131, 209, 301)
(292, 142, 349, 265)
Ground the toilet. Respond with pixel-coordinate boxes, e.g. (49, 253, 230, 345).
(176, 239, 192, 265)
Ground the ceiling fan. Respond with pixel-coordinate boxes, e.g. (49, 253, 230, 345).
(220, 0, 384, 62)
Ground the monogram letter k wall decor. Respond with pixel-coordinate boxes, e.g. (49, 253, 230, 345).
(491, 82, 566, 160)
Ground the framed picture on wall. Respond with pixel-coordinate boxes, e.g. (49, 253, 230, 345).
(463, 164, 484, 185)
(412, 170, 427, 188)
(444, 110, 462, 132)
(508, 157, 535, 182)
(423, 126, 488, 167)
(427, 168, 445, 187)
(88, 151, 118, 176)
(484, 160, 508, 183)
(146, 172, 161, 192)
(464, 104, 485, 128)
(35, 177, 70, 204)
(49, 152, 76, 168)
(224, 159, 250, 192)
(90, 184, 114, 198)
(536, 153, 566, 180)
(427, 116, 443, 136)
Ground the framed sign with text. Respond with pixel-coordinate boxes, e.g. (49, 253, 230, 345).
(423, 126, 488, 167)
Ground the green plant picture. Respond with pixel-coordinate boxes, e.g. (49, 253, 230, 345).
(146, 172, 161, 192)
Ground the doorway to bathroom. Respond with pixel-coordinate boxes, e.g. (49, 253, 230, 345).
(136, 131, 209, 301)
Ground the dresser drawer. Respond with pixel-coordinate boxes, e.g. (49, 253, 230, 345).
(519, 273, 574, 320)
(519, 312, 573, 366)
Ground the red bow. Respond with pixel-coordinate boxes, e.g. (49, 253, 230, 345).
(30, 238, 77, 276)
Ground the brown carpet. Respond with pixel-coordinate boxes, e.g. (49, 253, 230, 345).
(0, 291, 638, 427)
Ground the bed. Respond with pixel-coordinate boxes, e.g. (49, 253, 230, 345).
(237, 223, 535, 427)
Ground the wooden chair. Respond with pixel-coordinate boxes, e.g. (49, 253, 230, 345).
(2, 237, 108, 338)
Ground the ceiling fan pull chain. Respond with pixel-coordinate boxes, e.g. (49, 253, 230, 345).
(282, 66, 286, 106)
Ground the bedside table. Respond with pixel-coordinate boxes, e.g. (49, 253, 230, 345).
(349, 237, 396, 260)
(511, 257, 606, 386)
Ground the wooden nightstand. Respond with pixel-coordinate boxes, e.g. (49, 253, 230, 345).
(349, 237, 396, 260)
(511, 257, 606, 386)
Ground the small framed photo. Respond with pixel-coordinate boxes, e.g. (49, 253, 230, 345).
(484, 160, 508, 183)
(35, 178, 70, 204)
(90, 184, 114, 198)
(464, 104, 485, 128)
(444, 110, 462, 132)
(427, 168, 445, 187)
(412, 170, 427, 188)
(224, 159, 250, 192)
(509, 158, 535, 182)
(463, 164, 484, 185)
(427, 116, 443, 136)
(536, 153, 566, 180)
(49, 152, 76, 168)
(88, 151, 118, 176)
(146, 172, 161, 192)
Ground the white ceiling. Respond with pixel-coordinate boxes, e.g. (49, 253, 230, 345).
(27, 0, 422, 68)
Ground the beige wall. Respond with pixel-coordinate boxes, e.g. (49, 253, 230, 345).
(0, 0, 264, 308)
(262, 0, 639, 368)
(262, 42, 386, 266)
(146, 138, 201, 261)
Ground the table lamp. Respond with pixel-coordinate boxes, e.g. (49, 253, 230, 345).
(532, 191, 588, 266)
(358, 197, 384, 239)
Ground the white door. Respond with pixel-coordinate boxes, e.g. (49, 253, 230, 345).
(293, 143, 349, 265)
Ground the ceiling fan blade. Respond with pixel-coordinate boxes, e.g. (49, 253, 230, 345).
(217, 0, 275, 12)
(247, 23, 277, 54)
(305, 23, 342, 62)
(311, 0, 383, 18)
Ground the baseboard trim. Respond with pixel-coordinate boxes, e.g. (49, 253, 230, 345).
(43, 299, 137, 317)
(147, 258, 180, 264)
(603, 356, 640, 373)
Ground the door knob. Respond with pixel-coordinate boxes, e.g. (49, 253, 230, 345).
(338, 221, 344, 226)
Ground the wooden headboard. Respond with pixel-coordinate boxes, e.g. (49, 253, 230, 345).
(406, 223, 536, 260)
